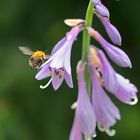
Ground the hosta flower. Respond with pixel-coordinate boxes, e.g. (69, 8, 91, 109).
(88, 27, 132, 68)
(88, 47, 121, 136)
(88, 47, 138, 136)
(75, 60, 96, 137)
(35, 25, 83, 90)
(92, 0, 121, 46)
(98, 50, 138, 105)
(97, 15, 122, 45)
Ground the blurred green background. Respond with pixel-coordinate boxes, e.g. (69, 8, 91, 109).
(0, 0, 140, 140)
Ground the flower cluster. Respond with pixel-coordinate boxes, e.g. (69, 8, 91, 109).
(69, 0, 138, 139)
(34, 0, 138, 140)
(70, 47, 137, 139)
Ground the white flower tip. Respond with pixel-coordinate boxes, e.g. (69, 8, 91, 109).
(118, 42, 122, 46)
(127, 59, 132, 68)
(71, 102, 78, 110)
(35, 75, 41, 80)
(64, 19, 85, 27)
(84, 135, 92, 140)
(92, 132, 97, 138)
(40, 77, 53, 89)
(129, 96, 138, 105)
(129, 63, 132, 68)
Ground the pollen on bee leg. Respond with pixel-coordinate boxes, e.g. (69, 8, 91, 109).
(40, 77, 53, 89)
(129, 96, 138, 105)
(98, 123, 116, 136)
(71, 101, 78, 109)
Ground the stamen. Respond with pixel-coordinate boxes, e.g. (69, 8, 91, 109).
(129, 96, 138, 105)
(84, 135, 92, 140)
(98, 123, 116, 136)
(71, 102, 78, 110)
(105, 129, 116, 137)
(97, 123, 106, 132)
(40, 77, 53, 89)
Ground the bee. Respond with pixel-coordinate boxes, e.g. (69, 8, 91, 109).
(19, 47, 50, 69)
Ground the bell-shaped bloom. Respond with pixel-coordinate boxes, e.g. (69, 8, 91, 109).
(76, 60, 96, 137)
(35, 25, 83, 90)
(98, 49, 138, 105)
(98, 16, 122, 45)
(87, 27, 132, 68)
(91, 71, 121, 136)
(88, 52, 121, 136)
(69, 114, 82, 140)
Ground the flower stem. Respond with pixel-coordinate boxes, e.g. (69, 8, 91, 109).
(82, 1, 94, 59)
(82, 1, 94, 140)
(82, 2, 94, 91)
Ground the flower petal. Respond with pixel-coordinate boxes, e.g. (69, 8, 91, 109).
(64, 71, 73, 88)
(49, 43, 68, 69)
(76, 61, 96, 136)
(69, 114, 82, 140)
(95, 4, 110, 18)
(98, 50, 138, 105)
(63, 47, 72, 74)
(99, 16, 122, 45)
(114, 73, 138, 105)
(88, 27, 132, 68)
(52, 76, 64, 91)
(92, 0, 101, 5)
(51, 37, 67, 55)
(35, 63, 50, 80)
(103, 42, 132, 68)
(97, 49, 116, 93)
(89, 65, 121, 129)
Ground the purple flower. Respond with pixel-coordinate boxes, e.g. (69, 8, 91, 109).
(90, 65, 121, 136)
(92, 0, 110, 18)
(98, 49, 138, 105)
(97, 16, 122, 45)
(35, 25, 82, 90)
(88, 47, 138, 136)
(88, 48, 121, 136)
(76, 60, 96, 137)
(69, 114, 82, 140)
(88, 27, 132, 68)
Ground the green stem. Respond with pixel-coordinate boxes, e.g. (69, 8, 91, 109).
(82, 1, 94, 140)
(82, 1, 94, 59)
(82, 1, 94, 92)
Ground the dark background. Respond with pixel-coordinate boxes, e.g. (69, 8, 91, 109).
(0, 0, 140, 140)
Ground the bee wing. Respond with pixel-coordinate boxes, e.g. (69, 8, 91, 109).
(43, 50, 50, 59)
(45, 55, 50, 59)
(19, 46, 33, 55)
